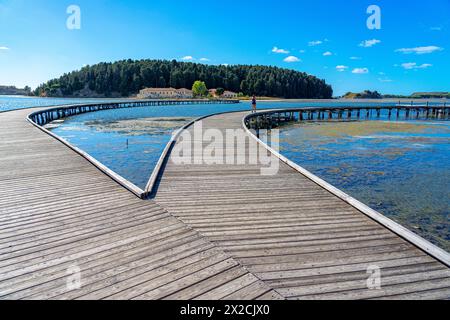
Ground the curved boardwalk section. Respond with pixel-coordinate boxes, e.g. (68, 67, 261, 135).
(0, 108, 279, 300)
(154, 111, 450, 300)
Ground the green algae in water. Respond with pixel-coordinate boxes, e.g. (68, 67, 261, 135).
(84, 117, 194, 136)
(50, 116, 194, 190)
(279, 120, 450, 252)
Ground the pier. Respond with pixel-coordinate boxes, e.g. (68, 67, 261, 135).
(0, 107, 278, 300)
(0, 102, 449, 300)
(28, 99, 239, 127)
(155, 109, 450, 300)
(244, 105, 450, 133)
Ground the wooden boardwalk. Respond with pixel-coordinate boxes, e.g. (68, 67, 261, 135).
(0, 108, 280, 300)
(0, 106, 449, 300)
(154, 111, 450, 300)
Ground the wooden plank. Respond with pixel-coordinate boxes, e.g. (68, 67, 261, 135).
(0, 107, 267, 300)
(154, 111, 450, 300)
(1, 106, 449, 300)
(163, 266, 251, 300)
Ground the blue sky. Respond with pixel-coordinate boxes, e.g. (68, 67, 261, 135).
(0, 0, 449, 96)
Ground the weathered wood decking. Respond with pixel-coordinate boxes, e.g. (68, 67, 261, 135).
(0, 106, 449, 300)
(0, 108, 280, 300)
(154, 111, 450, 300)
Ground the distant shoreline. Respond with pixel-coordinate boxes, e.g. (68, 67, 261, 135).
(1, 95, 449, 103)
(246, 98, 450, 103)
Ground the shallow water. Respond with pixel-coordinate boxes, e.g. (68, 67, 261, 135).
(0, 95, 129, 112)
(50, 101, 395, 188)
(49, 116, 196, 189)
(278, 120, 450, 251)
(30, 99, 449, 251)
(48, 103, 249, 189)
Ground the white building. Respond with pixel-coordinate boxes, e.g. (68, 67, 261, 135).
(176, 88, 194, 98)
(222, 90, 238, 98)
(209, 89, 238, 99)
(138, 88, 193, 99)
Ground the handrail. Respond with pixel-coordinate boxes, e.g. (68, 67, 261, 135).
(143, 109, 257, 198)
(27, 99, 240, 199)
(244, 105, 449, 134)
(247, 104, 448, 115)
(27, 99, 239, 126)
(144, 117, 208, 197)
(242, 109, 450, 267)
(24, 101, 450, 264)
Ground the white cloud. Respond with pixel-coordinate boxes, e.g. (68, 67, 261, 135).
(181, 56, 194, 61)
(378, 78, 393, 82)
(400, 62, 432, 70)
(352, 68, 369, 74)
(199, 58, 210, 62)
(350, 56, 362, 60)
(378, 72, 385, 75)
(359, 39, 381, 48)
(430, 27, 442, 31)
(323, 51, 333, 56)
(336, 65, 349, 72)
(0, 46, 9, 50)
(221, 63, 229, 66)
(299, 50, 306, 53)
(284, 56, 301, 63)
(272, 47, 290, 54)
(308, 40, 323, 46)
(395, 46, 443, 55)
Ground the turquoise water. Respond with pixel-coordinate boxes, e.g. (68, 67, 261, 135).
(2, 96, 448, 250)
(48, 103, 249, 189)
(47, 101, 415, 188)
(278, 119, 450, 251)
(2, 95, 447, 113)
(47, 100, 449, 192)
(0, 95, 129, 112)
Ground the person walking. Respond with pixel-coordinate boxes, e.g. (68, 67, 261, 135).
(251, 95, 257, 113)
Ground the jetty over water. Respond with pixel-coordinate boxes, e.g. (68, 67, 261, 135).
(0, 101, 449, 300)
(244, 105, 450, 133)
